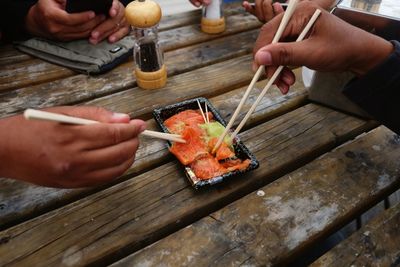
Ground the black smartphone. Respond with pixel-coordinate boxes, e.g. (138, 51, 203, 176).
(66, 0, 113, 15)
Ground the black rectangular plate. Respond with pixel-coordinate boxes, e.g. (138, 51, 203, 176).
(153, 97, 259, 189)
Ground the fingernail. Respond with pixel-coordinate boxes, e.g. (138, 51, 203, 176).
(139, 124, 147, 132)
(92, 31, 99, 38)
(88, 12, 95, 19)
(256, 51, 272, 65)
(109, 36, 116, 43)
(112, 112, 129, 120)
(195, 2, 201, 6)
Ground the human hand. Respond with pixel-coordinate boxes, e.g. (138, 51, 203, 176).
(89, 0, 130, 44)
(0, 106, 146, 188)
(242, 0, 285, 23)
(25, 0, 106, 41)
(253, 1, 393, 94)
(189, 0, 211, 7)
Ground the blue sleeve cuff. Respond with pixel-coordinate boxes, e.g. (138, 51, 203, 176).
(343, 40, 400, 134)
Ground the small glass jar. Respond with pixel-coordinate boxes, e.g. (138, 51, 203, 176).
(125, 0, 167, 89)
(201, 0, 225, 34)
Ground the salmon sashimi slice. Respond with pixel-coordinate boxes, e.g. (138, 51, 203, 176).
(208, 137, 235, 160)
(221, 159, 251, 172)
(165, 110, 211, 134)
(169, 126, 208, 165)
(191, 155, 226, 180)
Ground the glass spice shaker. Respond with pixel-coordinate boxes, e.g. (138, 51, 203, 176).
(201, 0, 225, 34)
(125, 0, 167, 89)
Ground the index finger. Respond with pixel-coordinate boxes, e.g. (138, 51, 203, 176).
(75, 120, 146, 149)
(109, 0, 120, 18)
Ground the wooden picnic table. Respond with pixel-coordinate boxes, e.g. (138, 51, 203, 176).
(0, 3, 399, 266)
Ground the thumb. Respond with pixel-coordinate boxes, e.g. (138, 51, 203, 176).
(129, 119, 147, 136)
(254, 42, 310, 68)
(66, 106, 131, 123)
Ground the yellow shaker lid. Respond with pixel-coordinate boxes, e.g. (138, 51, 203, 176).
(125, 0, 162, 28)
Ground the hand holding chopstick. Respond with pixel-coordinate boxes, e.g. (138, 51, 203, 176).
(24, 109, 186, 143)
(214, 6, 322, 151)
(232, 9, 322, 138)
(213, 0, 299, 153)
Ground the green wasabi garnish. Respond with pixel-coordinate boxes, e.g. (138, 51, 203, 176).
(199, 121, 232, 147)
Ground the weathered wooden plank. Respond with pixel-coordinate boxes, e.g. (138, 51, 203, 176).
(160, 12, 261, 52)
(0, 104, 375, 266)
(360, 200, 385, 226)
(0, 45, 31, 65)
(0, 74, 306, 229)
(389, 188, 400, 207)
(0, 59, 74, 93)
(312, 202, 400, 267)
(159, 9, 201, 31)
(0, 28, 260, 118)
(0, 54, 254, 119)
(85, 55, 255, 119)
(159, 2, 243, 31)
(113, 127, 400, 267)
(163, 29, 258, 76)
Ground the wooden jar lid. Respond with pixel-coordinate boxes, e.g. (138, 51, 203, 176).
(125, 0, 162, 28)
(135, 65, 167, 89)
(201, 17, 225, 34)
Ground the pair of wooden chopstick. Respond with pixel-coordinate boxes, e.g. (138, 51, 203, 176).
(213, 0, 322, 152)
(197, 100, 210, 124)
(24, 109, 186, 143)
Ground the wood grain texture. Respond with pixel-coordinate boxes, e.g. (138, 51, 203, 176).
(0, 5, 254, 94)
(389, 188, 400, 207)
(0, 59, 74, 93)
(160, 12, 261, 52)
(0, 45, 31, 65)
(114, 127, 400, 267)
(0, 104, 374, 266)
(0, 75, 306, 230)
(159, 2, 242, 31)
(85, 55, 255, 119)
(312, 202, 400, 267)
(165, 29, 258, 76)
(0, 27, 260, 118)
(159, 9, 201, 31)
